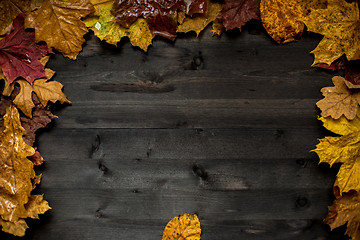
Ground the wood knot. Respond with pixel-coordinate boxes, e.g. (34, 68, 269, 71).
(192, 164, 208, 181)
(296, 196, 310, 208)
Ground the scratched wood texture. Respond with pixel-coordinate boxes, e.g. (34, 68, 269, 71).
(1, 21, 349, 239)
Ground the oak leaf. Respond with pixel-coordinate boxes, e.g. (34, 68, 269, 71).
(84, 0, 154, 51)
(304, 0, 360, 65)
(217, 0, 260, 31)
(325, 191, 360, 240)
(0, 0, 31, 34)
(177, 0, 222, 36)
(260, 0, 304, 44)
(111, 0, 207, 40)
(0, 106, 50, 236)
(0, 14, 51, 84)
(314, 113, 360, 195)
(25, 0, 95, 59)
(162, 213, 201, 240)
(316, 76, 360, 120)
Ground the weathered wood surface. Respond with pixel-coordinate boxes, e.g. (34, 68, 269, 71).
(1, 22, 349, 239)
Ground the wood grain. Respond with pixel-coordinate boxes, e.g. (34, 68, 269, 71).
(1, 23, 347, 239)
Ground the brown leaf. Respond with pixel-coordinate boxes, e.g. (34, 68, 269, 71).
(25, 0, 95, 59)
(325, 191, 360, 239)
(316, 76, 360, 120)
(28, 149, 45, 166)
(217, 0, 260, 31)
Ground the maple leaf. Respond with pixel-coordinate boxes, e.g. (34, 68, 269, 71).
(177, 0, 222, 36)
(162, 213, 201, 240)
(314, 113, 360, 195)
(0, 14, 52, 84)
(217, 0, 260, 31)
(111, 0, 207, 40)
(25, 0, 95, 59)
(84, 1, 154, 51)
(260, 0, 304, 44)
(325, 191, 360, 239)
(0, 0, 31, 34)
(316, 76, 360, 120)
(1, 66, 69, 118)
(304, 0, 360, 65)
(0, 106, 50, 236)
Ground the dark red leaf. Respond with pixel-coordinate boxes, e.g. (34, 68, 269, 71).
(111, 0, 207, 40)
(0, 14, 52, 84)
(217, 0, 260, 31)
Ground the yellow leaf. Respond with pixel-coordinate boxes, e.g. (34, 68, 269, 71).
(11, 68, 70, 118)
(84, 1, 153, 51)
(177, 1, 222, 36)
(25, 0, 95, 59)
(32, 69, 70, 107)
(13, 80, 35, 118)
(314, 114, 360, 194)
(260, 0, 304, 44)
(316, 76, 360, 120)
(325, 191, 360, 240)
(0, 0, 31, 34)
(127, 18, 153, 52)
(0, 106, 49, 236)
(304, 0, 360, 65)
(162, 213, 201, 240)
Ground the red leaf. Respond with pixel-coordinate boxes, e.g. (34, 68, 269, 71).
(111, 0, 207, 40)
(28, 149, 45, 166)
(0, 14, 52, 84)
(317, 57, 360, 86)
(217, 0, 261, 31)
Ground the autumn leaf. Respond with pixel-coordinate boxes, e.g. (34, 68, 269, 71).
(0, 14, 52, 84)
(304, 0, 360, 65)
(0, 106, 50, 236)
(177, 0, 222, 36)
(316, 76, 360, 120)
(162, 214, 201, 240)
(217, 0, 260, 31)
(318, 57, 360, 87)
(111, 0, 207, 40)
(0, 93, 56, 146)
(28, 149, 45, 166)
(0, 0, 31, 34)
(325, 191, 360, 239)
(25, 0, 95, 59)
(260, 0, 304, 44)
(84, 0, 154, 51)
(314, 113, 360, 195)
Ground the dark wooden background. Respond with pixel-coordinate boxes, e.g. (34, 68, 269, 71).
(1, 21, 349, 239)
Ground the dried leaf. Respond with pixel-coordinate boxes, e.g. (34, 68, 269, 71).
(162, 213, 201, 240)
(0, 95, 55, 146)
(304, 0, 360, 65)
(0, 0, 31, 34)
(316, 76, 360, 120)
(13, 80, 35, 118)
(177, 0, 222, 36)
(25, 0, 95, 59)
(111, 0, 207, 40)
(0, 14, 51, 83)
(28, 149, 45, 166)
(0, 106, 50, 236)
(325, 191, 360, 239)
(217, 0, 260, 31)
(260, 0, 304, 44)
(84, 1, 154, 51)
(314, 114, 360, 195)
